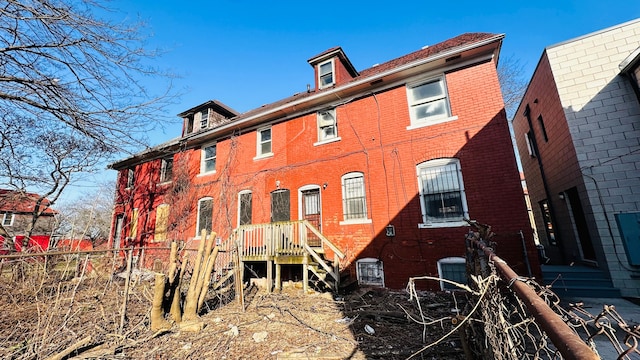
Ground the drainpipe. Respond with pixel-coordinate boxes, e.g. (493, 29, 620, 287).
(523, 105, 566, 262)
(520, 230, 532, 277)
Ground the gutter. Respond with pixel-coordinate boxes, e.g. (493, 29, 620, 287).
(111, 34, 504, 169)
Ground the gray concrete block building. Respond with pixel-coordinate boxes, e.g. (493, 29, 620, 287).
(513, 19, 640, 297)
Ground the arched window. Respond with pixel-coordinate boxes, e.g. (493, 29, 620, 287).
(196, 197, 213, 237)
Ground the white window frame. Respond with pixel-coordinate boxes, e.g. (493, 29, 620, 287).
(237, 190, 252, 226)
(318, 59, 335, 89)
(406, 76, 457, 130)
(314, 108, 340, 145)
(2, 213, 14, 227)
(160, 156, 173, 183)
(417, 158, 469, 228)
(126, 168, 135, 189)
(254, 126, 273, 159)
(200, 143, 217, 175)
(340, 172, 371, 225)
(356, 258, 384, 287)
(437, 257, 467, 291)
(199, 108, 209, 130)
(298, 184, 322, 220)
(196, 197, 213, 238)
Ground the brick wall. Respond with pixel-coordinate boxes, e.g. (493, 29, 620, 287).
(112, 58, 538, 290)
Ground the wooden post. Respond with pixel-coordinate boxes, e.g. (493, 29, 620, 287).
(119, 247, 133, 335)
(275, 263, 281, 291)
(266, 260, 273, 293)
(303, 255, 309, 294)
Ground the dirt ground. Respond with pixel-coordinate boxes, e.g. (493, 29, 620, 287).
(0, 263, 468, 360)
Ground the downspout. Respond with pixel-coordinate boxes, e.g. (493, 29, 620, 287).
(523, 104, 566, 262)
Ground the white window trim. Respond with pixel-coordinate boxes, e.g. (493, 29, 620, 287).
(315, 108, 339, 145)
(195, 197, 213, 238)
(405, 76, 457, 129)
(199, 142, 217, 175)
(339, 172, 371, 225)
(2, 213, 14, 227)
(159, 156, 173, 184)
(199, 108, 209, 130)
(318, 59, 335, 89)
(356, 257, 385, 287)
(237, 190, 252, 226)
(298, 184, 321, 221)
(126, 168, 135, 189)
(437, 257, 466, 291)
(416, 158, 469, 228)
(254, 126, 274, 160)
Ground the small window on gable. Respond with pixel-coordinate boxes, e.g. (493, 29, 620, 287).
(256, 127, 273, 158)
(341, 172, 369, 223)
(186, 116, 194, 134)
(238, 191, 252, 226)
(126, 168, 135, 189)
(196, 197, 213, 237)
(201, 143, 216, 174)
(407, 77, 455, 128)
(199, 109, 209, 130)
(2, 213, 14, 227)
(160, 156, 174, 183)
(318, 60, 334, 88)
(356, 258, 384, 286)
(417, 158, 468, 227)
(317, 108, 338, 142)
(437, 257, 467, 291)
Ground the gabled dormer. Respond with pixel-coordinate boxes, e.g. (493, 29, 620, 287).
(179, 100, 239, 137)
(307, 47, 359, 91)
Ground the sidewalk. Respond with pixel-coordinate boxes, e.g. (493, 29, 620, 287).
(561, 297, 640, 359)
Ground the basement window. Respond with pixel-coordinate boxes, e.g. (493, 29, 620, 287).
(356, 258, 384, 287)
(437, 257, 467, 290)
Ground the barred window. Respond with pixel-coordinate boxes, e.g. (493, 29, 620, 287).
(196, 198, 213, 237)
(238, 191, 252, 226)
(417, 158, 468, 226)
(356, 258, 384, 286)
(341, 172, 367, 221)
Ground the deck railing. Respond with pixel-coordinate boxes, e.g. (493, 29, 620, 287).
(231, 220, 344, 261)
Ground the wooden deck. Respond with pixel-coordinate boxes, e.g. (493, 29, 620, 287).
(230, 220, 345, 292)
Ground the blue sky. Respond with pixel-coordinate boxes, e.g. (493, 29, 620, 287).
(63, 0, 640, 202)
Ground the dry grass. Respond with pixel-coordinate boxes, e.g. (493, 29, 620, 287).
(0, 255, 466, 359)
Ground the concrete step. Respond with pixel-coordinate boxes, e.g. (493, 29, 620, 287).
(541, 265, 620, 299)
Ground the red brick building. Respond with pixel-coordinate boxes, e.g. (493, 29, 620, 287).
(109, 33, 538, 290)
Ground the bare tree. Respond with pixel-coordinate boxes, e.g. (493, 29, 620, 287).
(0, 0, 175, 243)
(56, 181, 114, 244)
(498, 54, 528, 120)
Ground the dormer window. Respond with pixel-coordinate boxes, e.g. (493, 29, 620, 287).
(318, 60, 334, 88)
(199, 109, 209, 130)
(186, 116, 194, 134)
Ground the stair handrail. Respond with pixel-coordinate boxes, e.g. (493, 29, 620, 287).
(301, 220, 345, 259)
(303, 243, 337, 281)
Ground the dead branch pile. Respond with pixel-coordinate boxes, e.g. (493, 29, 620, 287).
(0, 251, 466, 359)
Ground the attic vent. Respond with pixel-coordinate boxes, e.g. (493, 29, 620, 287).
(372, 63, 379, 67)
(421, 45, 429, 50)
(445, 55, 461, 62)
